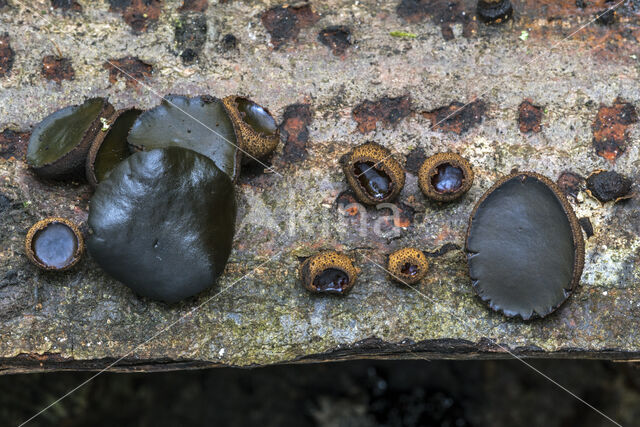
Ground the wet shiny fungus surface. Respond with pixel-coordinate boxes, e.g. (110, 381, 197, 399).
(465, 172, 584, 320)
(300, 251, 358, 295)
(25, 218, 84, 271)
(353, 161, 393, 201)
(343, 142, 405, 205)
(128, 95, 240, 180)
(432, 164, 464, 194)
(313, 268, 350, 293)
(27, 97, 113, 178)
(88, 147, 236, 303)
(222, 96, 280, 160)
(87, 108, 142, 186)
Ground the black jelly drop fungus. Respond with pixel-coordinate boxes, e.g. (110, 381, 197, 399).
(128, 95, 241, 181)
(313, 268, 350, 292)
(27, 97, 114, 179)
(477, 0, 513, 24)
(299, 251, 358, 295)
(401, 262, 419, 276)
(419, 153, 473, 202)
(432, 164, 464, 194)
(88, 147, 236, 303)
(25, 217, 84, 271)
(353, 161, 393, 201)
(222, 96, 280, 160)
(343, 142, 405, 205)
(465, 172, 584, 320)
(87, 108, 142, 186)
(387, 247, 429, 285)
(236, 97, 277, 136)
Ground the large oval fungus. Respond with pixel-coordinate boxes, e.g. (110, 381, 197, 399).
(88, 147, 236, 303)
(465, 172, 584, 320)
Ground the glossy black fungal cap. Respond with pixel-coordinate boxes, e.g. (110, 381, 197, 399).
(86, 108, 142, 187)
(27, 98, 114, 179)
(477, 0, 513, 24)
(418, 152, 474, 202)
(128, 95, 241, 180)
(387, 247, 429, 285)
(88, 147, 236, 303)
(465, 172, 584, 320)
(222, 95, 280, 160)
(343, 142, 405, 205)
(25, 217, 84, 271)
(299, 251, 359, 294)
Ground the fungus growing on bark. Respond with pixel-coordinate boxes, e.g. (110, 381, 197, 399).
(128, 95, 241, 180)
(27, 98, 114, 179)
(387, 247, 429, 285)
(299, 251, 359, 294)
(222, 96, 280, 160)
(88, 147, 236, 303)
(86, 108, 142, 186)
(418, 152, 473, 202)
(342, 142, 405, 205)
(25, 217, 84, 271)
(465, 172, 584, 320)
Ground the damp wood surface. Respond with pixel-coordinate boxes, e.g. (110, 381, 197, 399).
(0, 0, 640, 373)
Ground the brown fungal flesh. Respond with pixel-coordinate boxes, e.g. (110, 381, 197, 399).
(299, 251, 359, 294)
(343, 142, 405, 205)
(25, 217, 84, 271)
(387, 247, 429, 285)
(222, 95, 280, 160)
(418, 152, 473, 202)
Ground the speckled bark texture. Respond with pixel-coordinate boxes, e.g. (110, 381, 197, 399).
(1, 0, 640, 373)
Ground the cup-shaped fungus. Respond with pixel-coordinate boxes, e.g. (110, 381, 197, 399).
(127, 95, 241, 181)
(387, 247, 429, 285)
(299, 251, 359, 294)
(222, 96, 280, 160)
(465, 172, 584, 320)
(86, 108, 142, 187)
(418, 152, 473, 202)
(27, 98, 114, 179)
(343, 142, 405, 205)
(88, 147, 236, 303)
(477, 0, 513, 24)
(25, 217, 84, 271)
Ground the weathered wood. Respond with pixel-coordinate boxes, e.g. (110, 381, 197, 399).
(0, 0, 639, 373)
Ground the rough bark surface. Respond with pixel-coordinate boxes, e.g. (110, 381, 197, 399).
(0, 0, 639, 373)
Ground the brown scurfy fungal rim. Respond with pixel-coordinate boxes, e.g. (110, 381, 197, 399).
(25, 217, 84, 271)
(387, 248, 429, 285)
(222, 95, 280, 160)
(299, 251, 359, 294)
(343, 142, 405, 205)
(418, 152, 473, 202)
